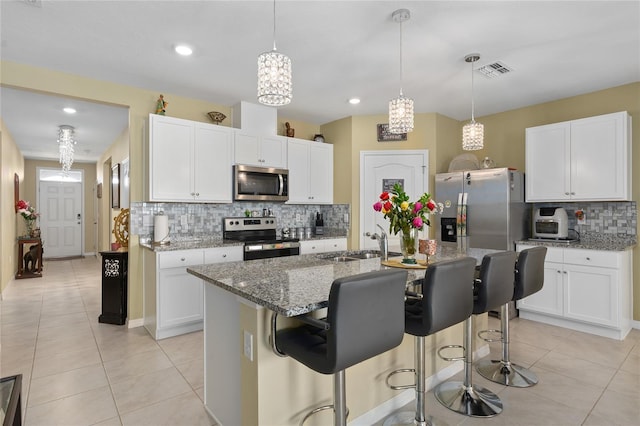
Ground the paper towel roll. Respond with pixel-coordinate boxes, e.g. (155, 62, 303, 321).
(154, 214, 169, 244)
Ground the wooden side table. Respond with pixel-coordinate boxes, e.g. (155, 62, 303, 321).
(99, 250, 128, 325)
(16, 237, 42, 279)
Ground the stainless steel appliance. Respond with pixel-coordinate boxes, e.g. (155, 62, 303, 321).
(435, 168, 529, 250)
(533, 207, 569, 239)
(233, 165, 288, 202)
(223, 217, 299, 260)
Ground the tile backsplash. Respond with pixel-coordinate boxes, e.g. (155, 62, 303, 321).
(130, 202, 350, 240)
(533, 201, 637, 237)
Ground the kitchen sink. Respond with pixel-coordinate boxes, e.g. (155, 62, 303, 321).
(324, 256, 359, 262)
(317, 251, 403, 262)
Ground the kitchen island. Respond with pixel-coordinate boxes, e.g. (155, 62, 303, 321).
(187, 247, 495, 426)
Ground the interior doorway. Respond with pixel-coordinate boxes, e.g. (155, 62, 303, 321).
(38, 168, 84, 258)
(360, 150, 429, 252)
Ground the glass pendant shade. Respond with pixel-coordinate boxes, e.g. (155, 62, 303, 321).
(257, 49, 292, 106)
(388, 94, 414, 134)
(58, 125, 76, 174)
(462, 120, 484, 151)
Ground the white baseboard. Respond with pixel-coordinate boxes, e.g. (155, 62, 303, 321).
(127, 318, 144, 329)
(349, 344, 489, 426)
(632, 319, 640, 330)
(83, 251, 96, 257)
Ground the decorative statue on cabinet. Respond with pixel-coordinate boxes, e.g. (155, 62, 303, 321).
(155, 94, 168, 115)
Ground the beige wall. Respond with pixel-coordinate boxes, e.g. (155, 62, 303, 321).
(23, 160, 98, 254)
(0, 119, 25, 294)
(277, 117, 321, 141)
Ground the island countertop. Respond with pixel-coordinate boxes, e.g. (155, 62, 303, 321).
(187, 247, 496, 317)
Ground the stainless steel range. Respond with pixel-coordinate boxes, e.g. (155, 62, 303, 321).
(223, 217, 300, 260)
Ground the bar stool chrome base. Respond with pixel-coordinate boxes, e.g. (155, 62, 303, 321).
(383, 410, 439, 426)
(476, 359, 538, 388)
(434, 382, 502, 417)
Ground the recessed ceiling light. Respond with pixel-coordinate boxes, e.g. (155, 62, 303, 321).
(175, 45, 193, 56)
(63, 107, 76, 114)
(348, 98, 361, 105)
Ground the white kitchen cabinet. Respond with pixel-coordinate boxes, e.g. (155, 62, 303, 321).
(300, 238, 347, 255)
(287, 138, 333, 204)
(234, 131, 287, 168)
(148, 114, 233, 202)
(143, 245, 243, 340)
(516, 244, 632, 340)
(525, 111, 631, 202)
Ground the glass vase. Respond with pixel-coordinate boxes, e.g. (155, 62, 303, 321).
(400, 228, 419, 264)
(24, 220, 35, 238)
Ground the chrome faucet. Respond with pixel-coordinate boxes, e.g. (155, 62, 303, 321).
(366, 224, 389, 261)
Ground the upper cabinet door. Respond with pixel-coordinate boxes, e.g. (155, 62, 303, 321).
(308, 142, 333, 203)
(194, 123, 233, 202)
(234, 132, 260, 166)
(525, 122, 571, 202)
(570, 112, 630, 201)
(149, 114, 194, 201)
(260, 135, 287, 169)
(286, 139, 310, 203)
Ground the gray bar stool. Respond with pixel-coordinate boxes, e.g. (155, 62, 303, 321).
(384, 257, 477, 426)
(273, 269, 408, 426)
(476, 246, 547, 387)
(435, 251, 517, 418)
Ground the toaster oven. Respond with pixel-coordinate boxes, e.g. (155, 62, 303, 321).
(533, 207, 569, 239)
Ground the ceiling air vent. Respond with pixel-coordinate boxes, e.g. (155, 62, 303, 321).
(477, 61, 512, 78)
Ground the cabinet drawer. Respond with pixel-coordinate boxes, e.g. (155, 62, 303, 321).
(204, 246, 243, 264)
(323, 238, 347, 252)
(158, 250, 204, 269)
(544, 247, 564, 263)
(563, 249, 619, 268)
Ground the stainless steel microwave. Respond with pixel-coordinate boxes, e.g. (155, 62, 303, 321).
(233, 165, 289, 202)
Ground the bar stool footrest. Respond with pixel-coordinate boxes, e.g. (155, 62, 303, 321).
(437, 344, 465, 362)
(477, 328, 503, 343)
(300, 404, 349, 425)
(385, 368, 416, 390)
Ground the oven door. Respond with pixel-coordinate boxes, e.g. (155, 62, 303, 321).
(234, 165, 288, 202)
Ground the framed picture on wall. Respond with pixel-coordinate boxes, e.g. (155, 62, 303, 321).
(14, 173, 19, 212)
(377, 123, 407, 142)
(111, 163, 120, 209)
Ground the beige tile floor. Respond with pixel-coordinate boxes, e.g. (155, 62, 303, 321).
(1, 255, 639, 426)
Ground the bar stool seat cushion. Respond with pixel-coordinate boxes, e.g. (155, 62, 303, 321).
(276, 269, 408, 375)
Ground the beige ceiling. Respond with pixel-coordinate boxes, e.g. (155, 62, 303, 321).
(1, 1, 639, 162)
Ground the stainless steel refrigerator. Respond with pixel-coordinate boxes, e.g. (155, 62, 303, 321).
(435, 168, 529, 251)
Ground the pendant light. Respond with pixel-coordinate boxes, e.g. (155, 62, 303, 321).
(58, 125, 76, 175)
(388, 8, 414, 134)
(257, 0, 292, 106)
(462, 54, 484, 150)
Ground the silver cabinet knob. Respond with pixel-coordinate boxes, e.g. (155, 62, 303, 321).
(222, 254, 227, 258)
(181, 257, 186, 261)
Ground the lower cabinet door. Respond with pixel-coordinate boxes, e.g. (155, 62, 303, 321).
(517, 261, 564, 316)
(564, 264, 618, 327)
(158, 268, 203, 328)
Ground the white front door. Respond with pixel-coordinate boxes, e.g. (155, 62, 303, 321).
(360, 150, 429, 252)
(40, 181, 83, 258)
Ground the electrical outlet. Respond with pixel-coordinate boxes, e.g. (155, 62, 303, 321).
(295, 213, 301, 222)
(243, 331, 253, 361)
(181, 215, 188, 226)
(143, 215, 152, 226)
(344, 213, 349, 222)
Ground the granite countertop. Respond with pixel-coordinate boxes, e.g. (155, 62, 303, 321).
(187, 247, 494, 317)
(516, 233, 636, 251)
